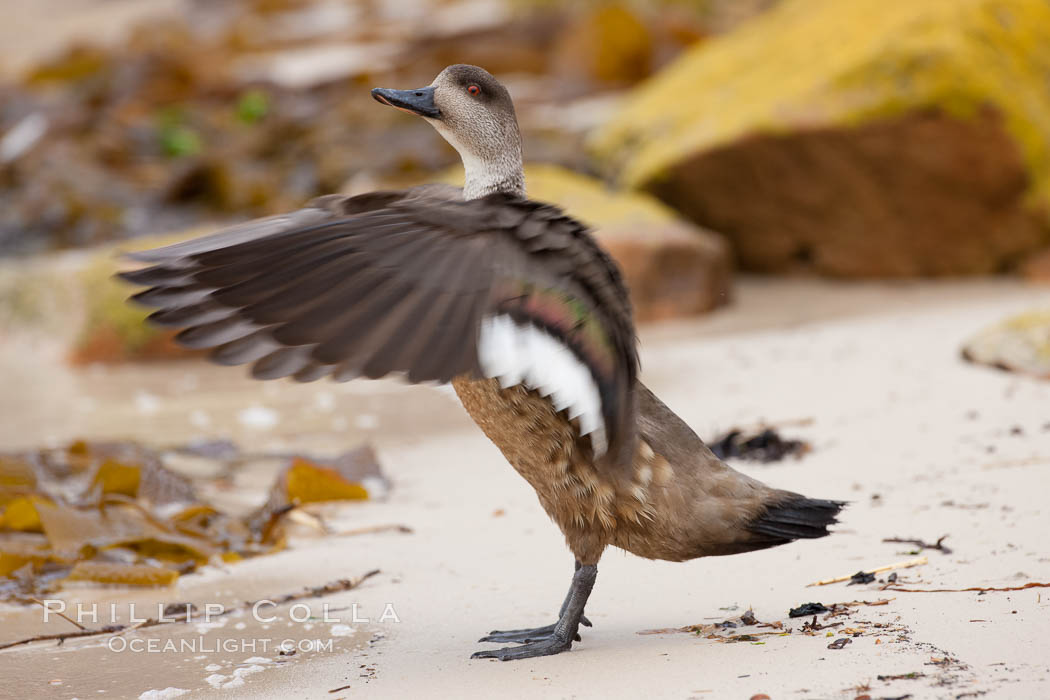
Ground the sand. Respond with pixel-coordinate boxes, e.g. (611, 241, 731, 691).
(2, 277, 1049, 699)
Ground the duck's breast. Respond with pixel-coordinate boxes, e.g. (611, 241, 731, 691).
(452, 377, 660, 562)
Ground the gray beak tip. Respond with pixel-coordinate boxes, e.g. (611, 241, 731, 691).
(371, 86, 440, 119)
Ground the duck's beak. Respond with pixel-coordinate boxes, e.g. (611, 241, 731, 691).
(371, 86, 440, 119)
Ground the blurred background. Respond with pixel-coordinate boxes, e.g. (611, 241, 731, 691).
(1, 0, 1048, 436)
(1, 0, 1049, 334)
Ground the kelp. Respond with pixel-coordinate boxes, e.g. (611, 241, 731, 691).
(65, 561, 179, 587)
(0, 455, 37, 501)
(285, 458, 370, 504)
(246, 445, 381, 541)
(0, 439, 380, 601)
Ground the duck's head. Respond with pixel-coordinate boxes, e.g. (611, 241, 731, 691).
(372, 64, 523, 198)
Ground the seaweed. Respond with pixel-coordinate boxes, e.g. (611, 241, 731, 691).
(0, 439, 383, 602)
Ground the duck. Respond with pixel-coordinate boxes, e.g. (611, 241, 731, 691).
(119, 64, 845, 661)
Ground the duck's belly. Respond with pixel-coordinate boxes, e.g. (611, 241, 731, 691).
(450, 376, 657, 564)
(451, 376, 582, 503)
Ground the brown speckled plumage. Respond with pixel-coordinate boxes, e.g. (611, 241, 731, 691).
(453, 377, 820, 567)
(454, 376, 648, 565)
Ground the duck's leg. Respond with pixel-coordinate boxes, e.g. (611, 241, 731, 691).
(477, 561, 593, 644)
(472, 563, 597, 660)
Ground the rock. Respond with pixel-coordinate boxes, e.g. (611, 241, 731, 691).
(58, 228, 218, 364)
(1020, 247, 1050, 283)
(519, 164, 732, 321)
(591, 0, 1050, 277)
(72, 246, 199, 364)
(0, 243, 191, 364)
(962, 310, 1050, 379)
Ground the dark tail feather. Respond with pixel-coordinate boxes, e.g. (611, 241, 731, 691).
(749, 495, 846, 544)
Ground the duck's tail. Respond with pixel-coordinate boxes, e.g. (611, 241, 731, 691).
(747, 494, 846, 546)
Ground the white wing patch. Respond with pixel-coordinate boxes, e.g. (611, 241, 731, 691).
(478, 314, 607, 457)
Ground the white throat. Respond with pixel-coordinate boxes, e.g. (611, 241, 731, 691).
(433, 122, 525, 200)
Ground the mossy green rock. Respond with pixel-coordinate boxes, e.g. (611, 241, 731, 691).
(1, 229, 216, 364)
(72, 230, 215, 363)
(591, 0, 1050, 277)
(74, 255, 177, 363)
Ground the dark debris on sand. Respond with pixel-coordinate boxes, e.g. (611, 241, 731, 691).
(709, 428, 811, 463)
(789, 602, 830, 618)
(848, 571, 878, 586)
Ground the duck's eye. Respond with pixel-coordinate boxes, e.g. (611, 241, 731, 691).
(467, 84, 480, 96)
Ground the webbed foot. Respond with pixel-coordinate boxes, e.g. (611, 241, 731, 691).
(471, 563, 596, 661)
(471, 633, 574, 660)
(478, 615, 591, 644)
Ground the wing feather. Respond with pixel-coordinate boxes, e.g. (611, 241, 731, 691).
(251, 346, 315, 380)
(126, 209, 334, 263)
(176, 317, 262, 350)
(148, 300, 231, 327)
(118, 190, 638, 469)
(211, 329, 281, 366)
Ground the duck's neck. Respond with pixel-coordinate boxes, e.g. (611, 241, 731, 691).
(437, 123, 525, 200)
(462, 150, 525, 200)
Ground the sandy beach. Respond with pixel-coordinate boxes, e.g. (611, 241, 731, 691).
(2, 277, 1048, 699)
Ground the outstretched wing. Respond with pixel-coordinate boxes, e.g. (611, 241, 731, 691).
(119, 190, 638, 468)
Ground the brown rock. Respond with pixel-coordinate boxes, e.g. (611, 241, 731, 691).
(648, 110, 1047, 277)
(1020, 247, 1050, 283)
(596, 215, 731, 321)
(520, 164, 732, 322)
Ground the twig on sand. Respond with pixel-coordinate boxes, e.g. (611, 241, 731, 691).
(883, 535, 952, 554)
(28, 598, 86, 631)
(257, 570, 380, 606)
(337, 524, 413, 537)
(0, 625, 127, 650)
(981, 456, 1050, 470)
(112, 617, 152, 638)
(807, 556, 928, 587)
(0, 569, 381, 652)
(884, 581, 1050, 593)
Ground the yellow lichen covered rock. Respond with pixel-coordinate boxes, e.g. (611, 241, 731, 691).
(591, 0, 1050, 277)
